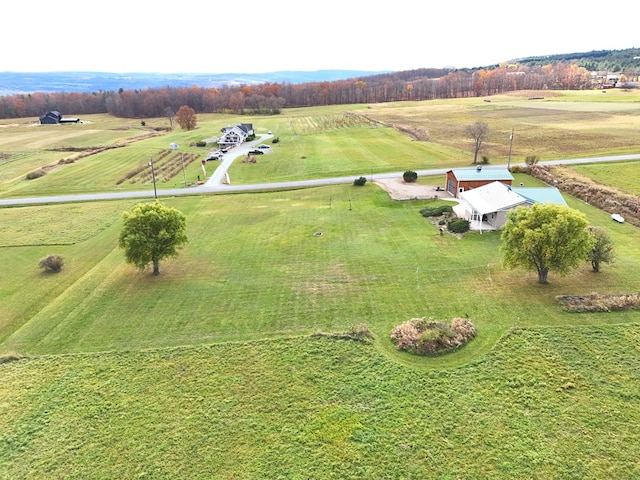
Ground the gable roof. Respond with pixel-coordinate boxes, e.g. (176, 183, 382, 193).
(449, 167, 513, 182)
(458, 181, 528, 215)
(459, 181, 567, 215)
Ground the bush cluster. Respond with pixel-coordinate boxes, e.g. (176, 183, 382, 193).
(556, 292, 640, 312)
(353, 176, 367, 186)
(39, 254, 64, 273)
(403, 170, 418, 183)
(447, 218, 470, 233)
(390, 317, 476, 356)
(26, 169, 47, 180)
(420, 205, 453, 217)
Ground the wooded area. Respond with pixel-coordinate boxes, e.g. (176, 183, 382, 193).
(0, 60, 635, 120)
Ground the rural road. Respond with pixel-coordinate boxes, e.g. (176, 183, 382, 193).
(1, 149, 639, 207)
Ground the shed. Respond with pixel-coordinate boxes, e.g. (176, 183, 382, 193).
(445, 166, 513, 197)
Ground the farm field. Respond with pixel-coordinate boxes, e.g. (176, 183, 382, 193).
(1, 92, 640, 478)
(1, 89, 640, 199)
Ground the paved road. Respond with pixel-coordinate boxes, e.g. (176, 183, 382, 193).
(1, 150, 639, 207)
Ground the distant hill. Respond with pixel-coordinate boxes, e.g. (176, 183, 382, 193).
(2, 49, 639, 96)
(0, 70, 390, 96)
(511, 47, 640, 71)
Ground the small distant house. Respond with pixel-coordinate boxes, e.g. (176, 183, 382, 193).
(39, 111, 80, 124)
(454, 181, 567, 232)
(218, 123, 254, 148)
(39, 111, 62, 124)
(445, 166, 513, 198)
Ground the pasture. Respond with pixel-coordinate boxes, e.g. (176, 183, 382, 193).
(1, 91, 640, 478)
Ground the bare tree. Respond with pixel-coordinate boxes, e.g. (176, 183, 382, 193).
(164, 107, 175, 130)
(465, 121, 489, 164)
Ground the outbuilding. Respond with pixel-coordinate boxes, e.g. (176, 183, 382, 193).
(39, 111, 62, 124)
(445, 166, 513, 198)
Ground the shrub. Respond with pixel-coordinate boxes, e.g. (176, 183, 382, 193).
(39, 254, 64, 273)
(26, 169, 46, 180)
(447, 218, 470, 233)
(525, 155, 540, 165)
(481, 156, 490, 164)
(272, 137, 280, 144)
(195, 141, 207, 147)
(353, 176, 367, 186)
(403, 170, 418, 183)
(420, 205, 453, 217)
(390, 317, 476, 355)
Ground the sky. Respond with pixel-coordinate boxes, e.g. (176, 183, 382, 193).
(4, 1, 637, 74)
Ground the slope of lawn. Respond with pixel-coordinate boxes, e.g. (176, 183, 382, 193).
(2, 324, 639, 479)
(2, 95, 640, 479)
(1, 181, 639, 370)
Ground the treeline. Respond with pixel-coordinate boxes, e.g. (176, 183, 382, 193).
(515, 48, 640, 74)
(0, 62, 611, 120)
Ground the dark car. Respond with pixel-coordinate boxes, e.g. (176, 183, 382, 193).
(205, 154, 221, 161)
(248, 149, 264, 155)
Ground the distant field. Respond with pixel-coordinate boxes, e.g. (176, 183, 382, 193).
(1, 89, 640, 198)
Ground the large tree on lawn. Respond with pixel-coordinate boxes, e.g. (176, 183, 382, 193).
(500, 203, 594, 284)
(119, 202, 188, 276)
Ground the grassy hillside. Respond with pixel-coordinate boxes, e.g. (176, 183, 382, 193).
(1, 94, 640, 478)
(2, 326, 640, 479)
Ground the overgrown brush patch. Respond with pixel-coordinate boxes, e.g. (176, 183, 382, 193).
(556, 292, 640, 312)
(529, 164, 640, 226)
(390, 317, 477, 355)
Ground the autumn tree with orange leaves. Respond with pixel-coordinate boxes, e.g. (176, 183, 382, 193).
(175, 105, 197, 130)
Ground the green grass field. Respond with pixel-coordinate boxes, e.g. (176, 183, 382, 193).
(1, 91, 640, 478)
(2, 326, 639, 479)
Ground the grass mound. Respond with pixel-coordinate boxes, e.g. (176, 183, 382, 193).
(390, 317, 477, 356)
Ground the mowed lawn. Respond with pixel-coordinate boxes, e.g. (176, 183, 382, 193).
(1, 181, 639, 368)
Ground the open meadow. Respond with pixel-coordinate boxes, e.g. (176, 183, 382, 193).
(1, 91, 640, 478)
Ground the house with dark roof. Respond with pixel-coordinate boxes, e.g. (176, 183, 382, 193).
(445, 166, 513, 198)
(39, 111, 81, 124)
(39, 111, 62, 124)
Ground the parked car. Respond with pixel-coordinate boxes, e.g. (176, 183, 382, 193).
(248, 149, 264, 155)
(205, 153, 221, 161)
(257, 144, 270, 150)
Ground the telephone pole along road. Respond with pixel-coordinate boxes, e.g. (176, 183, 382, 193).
(1, 147, 639, 207)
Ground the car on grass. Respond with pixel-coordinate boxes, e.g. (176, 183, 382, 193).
(248, 149, 264, 155)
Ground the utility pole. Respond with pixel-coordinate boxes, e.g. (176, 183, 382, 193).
(148, 157, 157, 199)
(508, 127, 514, 169)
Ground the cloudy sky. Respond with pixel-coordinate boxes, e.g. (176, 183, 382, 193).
(4, 1, 637, 74)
